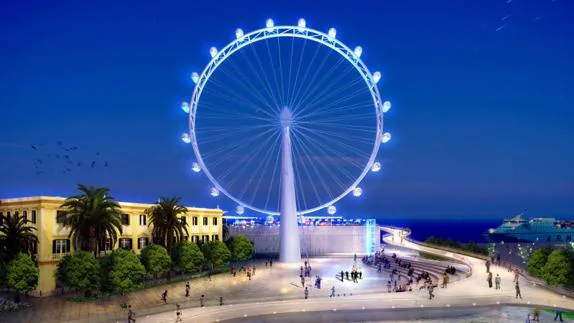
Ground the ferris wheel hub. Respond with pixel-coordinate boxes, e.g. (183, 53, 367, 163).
(280, 107, 293, 128)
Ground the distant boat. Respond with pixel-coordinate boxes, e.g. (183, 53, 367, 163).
(485, 214, 573, 243)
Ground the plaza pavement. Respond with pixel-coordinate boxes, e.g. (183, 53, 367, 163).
(2, 227, 573, 323)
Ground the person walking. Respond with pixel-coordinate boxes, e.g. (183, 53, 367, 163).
(330, 286, 336, 298)
(304, 287, 309, 299)
(515, 281, 522, 299)
(487, 272, 493, 288)
(532, 308, 540, 321)
(175, 304, 183, 323)
(554, 310, 564, 322)
(185, 282, 190, 297)
(200, 294, 205, 307)
(128, 305, 136, 323)
(495, 274, 501, 290)
(428, 285, 435, 300)
(219, 296, 223, 306)
(161, 290, 168, 304)
(485, 260, 491, 273)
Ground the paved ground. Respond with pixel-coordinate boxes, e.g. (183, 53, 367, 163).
(1, 227, 572, 323)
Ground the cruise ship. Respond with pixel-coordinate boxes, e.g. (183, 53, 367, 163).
(485, 214, 574, 243)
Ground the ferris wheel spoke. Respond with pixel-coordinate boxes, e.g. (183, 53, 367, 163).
(295, 74, 367, 120)
(296, 124, 375, 145)
(287, 43, 322, 112)
(289, 47, 334, 116)
(197, 126, 274, 145)
(299, 81, 370, 119)
(264, 136, 282, 211)
(264, 40, 286, 108)
(214, 129, 279, 188)
(287, 37, 308, 112)
(200, 127, 278, 162)
(216, 61, 277, 116)
(290, 132, 325, 208)
(293, 129, 362, 194)
(226, 129, 280, 196)
(297, 125, 374, 164)
(249, 43, 282, 112)
(205, 80, 277, 121)
(285, 36, 296, 114)
(239, 47, 283, 112)
(291, 56, 351, 117)
(292, 130, 343, 202)
(291, 140, 311, 212)
(244, 134, 281, 206)
(275, 37, 287, 106)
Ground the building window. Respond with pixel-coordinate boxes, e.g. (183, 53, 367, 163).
(203, 217, 208, 226)
(22, 210, 28, 221)
(139, 214, 146, 226)
(212, 234, 219, 241)
(138, 237, 149, 249)
(192, 235, 199, 243)
(119, 238, 133, 250)
(121, 214, 130, 225)
(184, 235, 189, 241)
(56, 211, 66, 224)
(180, 216, 187, 225)
(213, 217, 218, 226)
(31, 210, 37, 224)
(201, 235, 209, 243)
(192, 216, 198, 226)
(52, 239, 70, 254)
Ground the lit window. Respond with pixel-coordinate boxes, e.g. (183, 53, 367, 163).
(139, 214, 146, 226)
(212, 217, 218, 226)
(119, 238, 133, 250)
(138, 237, 149, 249)
(203, 217, 208, 226)
(31, 210, 37, 224)
(52, 239, 70, 254)
(193, 216, 198, 226)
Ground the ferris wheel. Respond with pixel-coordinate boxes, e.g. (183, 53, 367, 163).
(180, 18, 392, 220)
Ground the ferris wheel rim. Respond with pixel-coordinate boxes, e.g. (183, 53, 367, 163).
(188, 24, 384, 216)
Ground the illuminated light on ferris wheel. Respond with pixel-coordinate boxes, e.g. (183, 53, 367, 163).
(354, 46, 363, 58)
(181, 133, 191, 144)
(191, 162, 201, 173)
(181, 101, 190, 113)
(382, 132, 392, 144)
(180, 18, 396, 262)
(382, 101, 392, 113)
(191, 72, 199, 84)
(371, 161, 382, 172)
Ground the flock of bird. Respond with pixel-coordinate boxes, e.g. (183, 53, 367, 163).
(495, 0, 557, 32)
(29, 141, 109, 175)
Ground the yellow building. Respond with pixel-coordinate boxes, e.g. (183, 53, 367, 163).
(0, 196, 223, 297)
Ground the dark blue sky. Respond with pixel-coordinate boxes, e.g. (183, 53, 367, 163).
(1, 0, 573, 219)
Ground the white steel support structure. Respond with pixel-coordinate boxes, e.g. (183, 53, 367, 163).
(279, 108, 301, 263)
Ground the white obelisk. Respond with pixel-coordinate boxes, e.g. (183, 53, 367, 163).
(279, 107, 301, 263)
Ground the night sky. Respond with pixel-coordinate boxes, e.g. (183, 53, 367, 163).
(1, 0, 573, 220)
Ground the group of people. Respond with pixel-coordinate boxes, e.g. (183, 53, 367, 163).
(485, 257, 522, 299)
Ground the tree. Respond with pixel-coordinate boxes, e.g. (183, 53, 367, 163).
(145, 197, 189, 255)
(101, 249, 146, 294)
(140, 244, 171, 278)
(541, 249, 574, 287)
(55, 254, 72, 295)
(174, 241, 204, 273)
(527, 247, 552, 277)
(60, 251, 100, 296)
(60, 184, 123, 256)
(222, 223, 230, 242)
(0, 212, 38, 257)
(6, 253, 39, 301)
(201, 240, 231, 267)
(227, 235, 254, 262)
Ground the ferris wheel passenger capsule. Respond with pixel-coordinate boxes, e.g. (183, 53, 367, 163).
(298, 18, 306, 28)
(181, 101, 190, 113)
(382, 101, 392, 113)
(371, 161, 381, 172)
(266, 18, 274, 28)
(191, 162, 201, 173)
(235, 28, 244, 39)
(327, 205, 337, 215)
(191, 72, 199, 84)
(209, 47, 218, 58)
(210, 187, 220, 197)
(181, 133, 191, 144)
(327, 28, 337, 39)
(381, 132, 392, 144)
(354, 46, 363, 58)
(236, 205, 245, 215)
(372, 71, 381, 84)
(353, 187, 363, 197)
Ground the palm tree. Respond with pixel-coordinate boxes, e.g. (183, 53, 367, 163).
(0, 212, 38, 256)
(60, 184, 123, 257)
(145, 196, 189, 255)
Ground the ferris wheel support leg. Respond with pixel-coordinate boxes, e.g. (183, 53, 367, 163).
(279, 108, 301, 263)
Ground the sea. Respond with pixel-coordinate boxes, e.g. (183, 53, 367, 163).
(377, 218, 501, 243)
